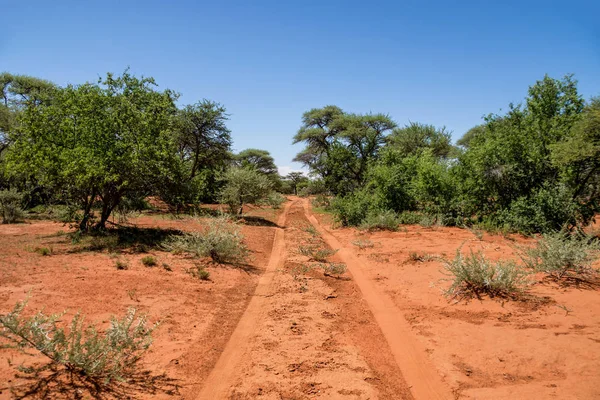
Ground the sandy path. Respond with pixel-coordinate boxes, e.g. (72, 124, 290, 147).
(197, 201, 293, 399)
(197, 198, 414, 399)
(302, 199, 453, 400)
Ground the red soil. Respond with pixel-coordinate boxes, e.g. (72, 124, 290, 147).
(1, 199, 599, 399)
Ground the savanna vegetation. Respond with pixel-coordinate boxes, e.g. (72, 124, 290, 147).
(292, 75, 599, 235)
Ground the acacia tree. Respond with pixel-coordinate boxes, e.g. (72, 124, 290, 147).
(220, 167, 272, 215)
(293, 106, 395, 195)
(285, 171, 308, 195)
(6, 71, 178, 231)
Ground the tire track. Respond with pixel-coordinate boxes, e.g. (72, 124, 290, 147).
(302, 198, 453, 400)
(196, 200, 292, 399)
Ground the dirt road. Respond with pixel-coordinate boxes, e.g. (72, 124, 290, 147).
(198, 198, 448, 399)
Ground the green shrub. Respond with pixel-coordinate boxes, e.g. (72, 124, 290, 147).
(520, 231, 600, 280)
(0, 299, 157, 384)
(141, 255, 157, 267)
(311, 194, 331, 209)
(443, 250, 529, 298)
(220, 167, 272, 215)
(498, 185, 580, 234)
(187, 265, 210, 280)
(397, 211, 423, 225)
(115, 260, 129, 270)
(163, 217, 249, 263)
(330, 191, 371, 226)
(35, 247, 53, 256)
(0, 189, 24, 224)
(298, 245, 337, 262)
(258, 192, 286, 209)
(359, 210, 399, 231)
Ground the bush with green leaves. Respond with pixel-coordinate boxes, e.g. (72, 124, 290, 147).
(0, 299, 157, 384)
(330, 190, 372, 227)
(359, 209, 399, 231)
(519, 231, 600, 280)
(163, 217, 249, 263)
(443, 250, 529, 298)
(141, 255, 157, 267)
(258, 191, 286, 209)
(220, 167, 272, 215)
(0, 189, 24, 223)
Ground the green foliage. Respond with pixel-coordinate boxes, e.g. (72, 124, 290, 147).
(443, 250, 529, 298)
(115, 260, 129, 270)
(219, 167, 272, 215)
(330, 190, 372, 226)
(163, 217, 249, 264)
(258, 191, 286, 209)
(359, 209, 399, 231)
(386, 122, 455, 159)
(397, 211, 424, 225)
(0, 189, 23, 223)
(519, 231, 600, 280)
(6, 70, 179, 231)
(141, 256, 157, 267)
(187, 265, 210, 280)
(0, 299, 157, 384)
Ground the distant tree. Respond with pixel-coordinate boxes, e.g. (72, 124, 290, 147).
(293, 106, 395, 194)
(235, 148, 278, 176)
(386, 122, 454, 159)
(6, 71, 178, 231)
(220, 167, 272, 215)
(457, 124, 486, 149)
(285, 171, 308, 195)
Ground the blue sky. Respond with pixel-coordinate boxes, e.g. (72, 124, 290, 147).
(2, 0, 599, 174)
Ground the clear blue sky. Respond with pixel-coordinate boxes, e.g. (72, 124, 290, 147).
(2, 0, 599, 174)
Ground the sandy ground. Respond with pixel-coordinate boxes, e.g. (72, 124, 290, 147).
(1, 198, 599, 399)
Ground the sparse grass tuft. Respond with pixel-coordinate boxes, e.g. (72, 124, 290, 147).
(302, 224, 319, 237)
(298, 245, 337, 262)
(35, 247, 53, 256)
(519, 231, 600, 281)
(115, 260, 129, 270)
(352, 239, 374, 249)
(187, 265, 210, 280)
(443, 250, 529, 299)
(408, 251, 434, 262)
(320, 262, 347, 276)
(141, 255, 157, 267)
(162, 262, 172, 272)
(0, 298, 157, 385)
(163, 217, 248, 264)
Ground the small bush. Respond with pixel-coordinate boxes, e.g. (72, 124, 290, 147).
(330, 191, 371, 227)
(0, 299, 157, 384)
(259, 192, 286, 209)
(298, 244, 337, 262)
(115, 260, 129, 270)
(187, 265, 210, 280)
(141, 255, 157, 267)
(419, 214, 436, 228)
(321, 262, 347, 276)
(35, 247, 52, 256)
(396, 211, 423, 225)
(163, 217, 249, 264)
(0, 189, 24, 224)
(520, 231, 600, 280)
(311, 194, 331, 209)
(359, 210, 399, 231)
(443, 250, 529, 298)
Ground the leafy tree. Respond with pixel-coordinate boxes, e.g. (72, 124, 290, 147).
(235, 148, 278, 176)
(220, 167, 272, 215)
(285, 171, 308, 195)
(293, 106, 395, 195)
(386, 122, 454, 158)
(6, 71, 178, 231)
